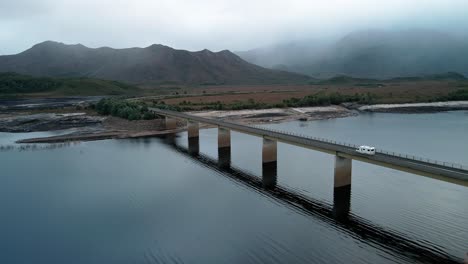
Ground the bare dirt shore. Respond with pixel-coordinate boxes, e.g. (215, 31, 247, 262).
(189, 105, 356, 124)
(7, 101, 468, 144)
(358, 101, 468, 113)
(8, 105, 354, 143)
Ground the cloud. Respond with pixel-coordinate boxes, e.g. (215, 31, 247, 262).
(0, 0, 54, 20)
(1, 0, 468, 55)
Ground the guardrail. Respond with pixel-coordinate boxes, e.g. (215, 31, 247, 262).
(152, 109, 468, 172)
(249, 124, 468, 171)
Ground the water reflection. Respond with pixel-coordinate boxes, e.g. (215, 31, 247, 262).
(129, 137, 154, 149)
(0, 142, 77, 152)
(333, 185, 351, 222)
(161, 134, 460, 264)
(262, 161, 277, 190)
(188, 137, 199, 156)
(163, 134, 177, 146)
(218, 146, 231, 168)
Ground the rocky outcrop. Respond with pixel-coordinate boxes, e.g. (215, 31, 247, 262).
(0, 113, 105, 132)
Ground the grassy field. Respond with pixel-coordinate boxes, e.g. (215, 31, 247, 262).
(3, 72, 468, 111)
(137, 78, 468, 110)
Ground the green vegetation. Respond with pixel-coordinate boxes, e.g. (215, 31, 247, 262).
(95, 98, 156, 120)
(317, 75, 377, 85)
(178, 98, 275, 111)
(315, 72, 466, 85)
(438, 89, 468, 101)
(282, 92, 375, 107)
(175, 92, 378, 111)
(95, 98, 184, 120)
(94, 88, 468, 118)
(426, 72, 466, 81)
(0, 72, 141, 97)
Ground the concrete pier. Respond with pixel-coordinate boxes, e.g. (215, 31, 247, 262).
(188, 120, 199, 138)
(218, 127, 231, 168)
(333, 155, 352, 220)
(334, 155, 352, 188)
(165, 116, 177, 130)
(187, 121, 199, 155)
(262, 138, 277, 189)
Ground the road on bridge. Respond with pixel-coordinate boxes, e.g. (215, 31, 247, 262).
(150, 108, 468, 186)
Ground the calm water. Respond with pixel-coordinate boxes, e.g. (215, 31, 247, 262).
(1, 112, 467, 264)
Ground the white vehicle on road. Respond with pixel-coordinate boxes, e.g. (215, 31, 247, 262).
(356, 145, 376, 155)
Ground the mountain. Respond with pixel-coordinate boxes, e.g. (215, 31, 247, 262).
(236, 40, 329, 69)
(0, 41, 311, 85)
(237, 30, 468, 79)
(316, 72, 466, 85)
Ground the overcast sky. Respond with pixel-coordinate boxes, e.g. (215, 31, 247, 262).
(1, 0, 468, 55)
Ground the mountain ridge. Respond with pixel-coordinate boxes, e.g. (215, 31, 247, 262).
(237, 29, 468, 79)
(0, 41, 311, 85)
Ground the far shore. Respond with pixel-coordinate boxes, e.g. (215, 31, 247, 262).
(2, 100, 468, 144)
(358, 101, 468, 113)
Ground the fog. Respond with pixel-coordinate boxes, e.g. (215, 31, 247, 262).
(1, 0, 468, 55)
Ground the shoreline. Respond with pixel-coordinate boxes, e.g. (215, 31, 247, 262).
(357, 101, 468, 113)
(15, 128, 185, 144)
(2, 101, 468, 144)
(188, 105, 356, 125)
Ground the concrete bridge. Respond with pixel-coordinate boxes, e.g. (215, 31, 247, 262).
(150, 108, 468, 188)
(163, 139, 461, 264)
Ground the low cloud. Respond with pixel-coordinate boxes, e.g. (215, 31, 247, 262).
(1, 0, 468, 55)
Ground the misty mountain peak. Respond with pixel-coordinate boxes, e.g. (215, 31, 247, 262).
(146, 44, 174, 51)
(31, 41, 86, 49)
(34, 40, 64, 46)
(237, 29, 468, 79)
(218, 49, 234, 55)
(25, 41, 89, 57)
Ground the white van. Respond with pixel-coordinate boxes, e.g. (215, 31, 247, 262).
(356, 145, 376, 155)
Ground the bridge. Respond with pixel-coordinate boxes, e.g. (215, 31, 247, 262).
(161, 138, 461, 263)
(151, 108, 468, 262)
(150, 108, 468, 188)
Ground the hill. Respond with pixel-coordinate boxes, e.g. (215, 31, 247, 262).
(0, 72, 141, 97)
(0, 41, 311, 85)
(237, 29, 468, 79)
(316, 72, 467, 85)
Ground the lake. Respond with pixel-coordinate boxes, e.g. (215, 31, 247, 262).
(1, 111, 467, 263)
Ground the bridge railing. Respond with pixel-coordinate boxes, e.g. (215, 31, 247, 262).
(248, 124, 468, 171)
(374, 148, 468, 170)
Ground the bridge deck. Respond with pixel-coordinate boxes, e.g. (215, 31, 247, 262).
(150, 108, 468, 186)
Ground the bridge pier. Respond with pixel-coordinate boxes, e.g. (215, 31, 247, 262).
(262, 138, 277, 189)
(164, 116, 177, 130)
(333, 155, 352, 220)
(218, 127, 231, 168)
(187, 121, 199, 155)
(334, 155, 352, 188)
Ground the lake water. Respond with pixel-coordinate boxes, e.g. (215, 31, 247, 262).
(1, 111, 467, 264)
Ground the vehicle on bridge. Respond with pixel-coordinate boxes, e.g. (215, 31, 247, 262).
(356, 145, 376, 155)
